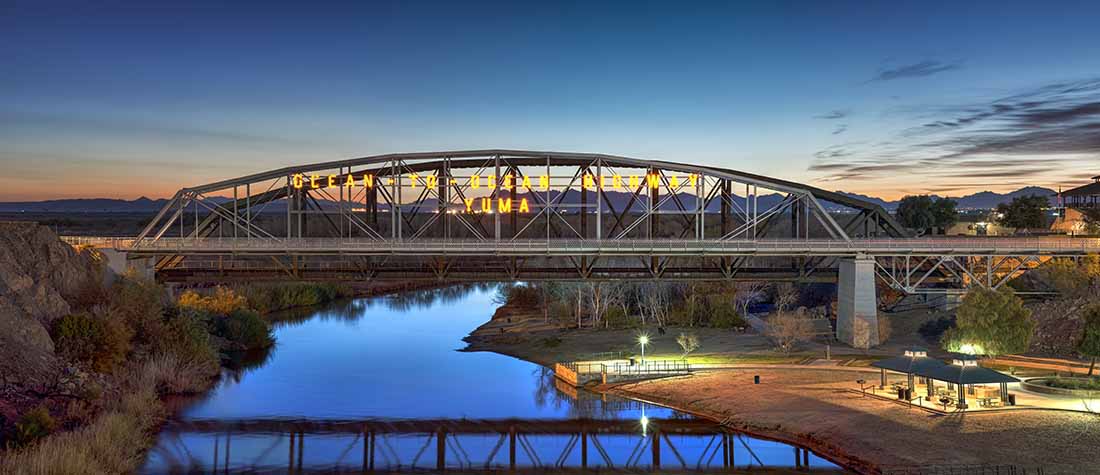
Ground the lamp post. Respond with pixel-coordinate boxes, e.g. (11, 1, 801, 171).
(638, 334, 649, 366)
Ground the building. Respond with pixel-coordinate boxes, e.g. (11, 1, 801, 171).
(1060, 175, 1100, 209)
(1052, 175, 1100, 235)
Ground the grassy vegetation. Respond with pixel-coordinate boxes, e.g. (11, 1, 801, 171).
(0, 354, 216, 474)
(236, 282, 352, 314)
(1044, 377, 1100, 391)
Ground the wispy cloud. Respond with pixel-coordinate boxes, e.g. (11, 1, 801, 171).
(832, 124, 848, 135)
(810, 77, 1100, 194)
(870, 60, 960, 82)
(815, 109, 850, 120)
(0, 110, 310, 146)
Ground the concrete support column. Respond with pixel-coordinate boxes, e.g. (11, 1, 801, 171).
(837, 256, 879, 349)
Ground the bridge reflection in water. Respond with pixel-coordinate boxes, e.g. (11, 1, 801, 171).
(149, 417, 841, 474)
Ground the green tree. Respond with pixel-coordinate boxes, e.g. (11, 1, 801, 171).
(896, 195, 957, 235)
(931, 198, 959, 232)
(942, 287, 1035, 357)
(1079, 304, 1100, 376)
(896, 195, 935, 234)
(996, 194, 1049, 230)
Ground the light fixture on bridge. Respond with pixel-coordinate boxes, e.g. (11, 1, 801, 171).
(638, 333, 650, 365)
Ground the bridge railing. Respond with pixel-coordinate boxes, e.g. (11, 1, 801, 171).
(60, 236, 135, 249)
(118, 236, 1100, 254)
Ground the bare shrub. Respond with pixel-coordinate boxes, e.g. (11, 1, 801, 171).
(766, 310, 815, 355)
(677, 332, 700, 358)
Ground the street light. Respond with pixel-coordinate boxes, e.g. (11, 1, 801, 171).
(638, 334, 650, 366)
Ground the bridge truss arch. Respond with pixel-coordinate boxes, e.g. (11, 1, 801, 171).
(133, 150, 908, 282)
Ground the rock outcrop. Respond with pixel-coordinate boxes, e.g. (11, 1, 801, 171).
(0, 222, 105, 414)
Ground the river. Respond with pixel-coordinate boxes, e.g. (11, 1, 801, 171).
(140, 286, 840, 473)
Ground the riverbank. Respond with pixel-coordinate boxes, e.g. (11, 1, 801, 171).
(0, 275, 361, 473)
(466, 321, 1100, 474)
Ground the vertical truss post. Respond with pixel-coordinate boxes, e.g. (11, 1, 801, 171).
(439, 163, 448, 239)
(751, 185, 758, 240)
(721, 180, 730, 238)
(510, 165, 517, 239)
(649, 167, 659, 239)
(241, 183, 249, 239)
(697, 173, 704, 240)
(285, 177, 291, 239)
(580, 165, 588, 240)
(390, 160, 397, 240)
(495, 155, 501, 241)
(596, 160, 602, 240)
(581, 431, 588, 469)
(436, 429, 446, 471)
(509, 426, 517, 471)
(288, 431, 295, 472)
(545, 156, 551, 241)
(370, 179, 378, 228)
(233, 185, 238, 240)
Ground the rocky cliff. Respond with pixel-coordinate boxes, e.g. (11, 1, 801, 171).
(0, 222, 104, 411)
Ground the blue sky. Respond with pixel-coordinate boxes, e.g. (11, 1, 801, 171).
(2, 0, 1098, 200)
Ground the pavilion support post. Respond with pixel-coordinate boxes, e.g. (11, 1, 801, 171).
(880, 368, 887, 389)
(837, 256, 879, 348)
(927, 379, 935, 400)
(957, 385, 966, 409)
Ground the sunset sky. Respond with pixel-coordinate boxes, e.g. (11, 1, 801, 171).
(2, 1, 1098, 201)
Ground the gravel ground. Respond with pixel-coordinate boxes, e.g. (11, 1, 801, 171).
(609, 368, 1100, 475)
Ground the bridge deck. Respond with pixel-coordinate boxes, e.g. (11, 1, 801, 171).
(74, 237, 1100, 257)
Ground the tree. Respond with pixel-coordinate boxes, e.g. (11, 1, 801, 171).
(733, 281, 766, 318)
(765, 309, 815, 355)
(931, 198, 959, 232)
(1079, 304, 1100, 376)
(677, 332, 700, 359)
(897, 195, 935, 234)
(771, 283, 799, 313)
(896, 195, 958, 235)
(639, 282, 671, 327)
(996, 194, 1049, 231)
(942, 287, 1035, 357)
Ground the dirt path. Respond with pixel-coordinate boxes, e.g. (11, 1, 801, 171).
(607, 368, 1100, 475)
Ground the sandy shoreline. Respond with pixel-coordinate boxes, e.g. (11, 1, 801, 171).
(465, 328, 1100, 475)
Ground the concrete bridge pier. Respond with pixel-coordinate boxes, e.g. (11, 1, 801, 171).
(837, 255, 879, 349)
(99, 249, 155, 280)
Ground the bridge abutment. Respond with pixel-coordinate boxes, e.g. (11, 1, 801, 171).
(100, 249, 155, 280)
(837, 256, 879, 349)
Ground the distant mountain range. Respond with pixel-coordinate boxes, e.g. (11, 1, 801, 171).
(0, 187, 1058, 213)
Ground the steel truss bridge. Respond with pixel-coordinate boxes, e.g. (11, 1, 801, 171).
(153, 417, 832, 473)
(119, 150, 1099, 292)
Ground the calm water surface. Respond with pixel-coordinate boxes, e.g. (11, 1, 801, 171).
(141, 286, 839, 473)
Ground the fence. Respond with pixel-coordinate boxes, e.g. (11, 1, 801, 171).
(553, 360, 692, 387)
(883, 464, 1044, 475)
